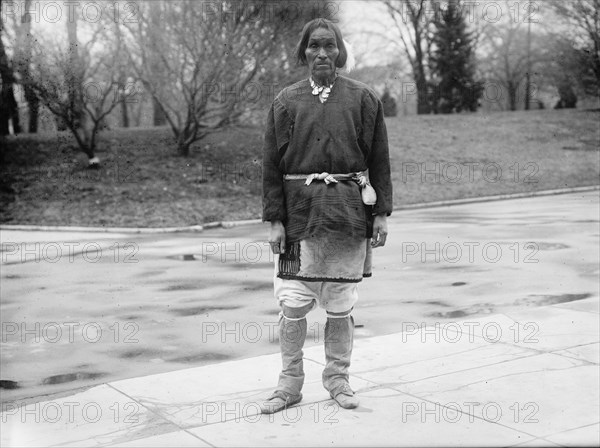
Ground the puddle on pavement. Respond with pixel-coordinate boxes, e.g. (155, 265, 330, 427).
(562, 144, 598, 151)
(167, 254, 198, 261)
(169, 254, 242, 262)
(428, 309, 471, 319)
(169, 305, 241, 316)
(241, 282, 271, 292)
(159, 333, 180, 341)
(117, 315, 140, 320)
(167, 353, 232, 363)
(137, 270, 166, 277)
(99, 287, 133, 296)
(162, 282, 209, 291)
(515, 293, 592, 306)
(41, 372, 107, 385)
(229, 262, 273, 270)
(427, 293, 593, 319)
(426, 300, 450, 307)
(427, 303, 496, 319)
(168, 255, 272, 268)
(435, 265, 482, 271)
(534, 242, 570, 250)
(118, 348, 165, 359)
(160, 279, 256, 292)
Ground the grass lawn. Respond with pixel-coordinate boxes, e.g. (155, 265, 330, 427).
(1, 108, 598, 227)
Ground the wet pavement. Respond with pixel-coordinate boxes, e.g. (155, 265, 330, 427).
(1, 190, 599, 446)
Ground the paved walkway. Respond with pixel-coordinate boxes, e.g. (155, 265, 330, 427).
(1, 191, 599, 447)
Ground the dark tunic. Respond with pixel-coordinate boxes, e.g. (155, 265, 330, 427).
(262, 76, 393, 277)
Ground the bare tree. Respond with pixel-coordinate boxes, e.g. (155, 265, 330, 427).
(27, 5, 127, 165)
(383, 0, 436, 114)
(474, 0, 552, 111)
(125, 0, 292, 156)
(479, 19, 529, 111)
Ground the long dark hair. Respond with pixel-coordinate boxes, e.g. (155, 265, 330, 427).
(294, 18, 348, 69)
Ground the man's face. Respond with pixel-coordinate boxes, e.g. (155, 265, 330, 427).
(305, 27, 339, 83)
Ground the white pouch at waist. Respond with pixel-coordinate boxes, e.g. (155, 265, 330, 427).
(361, 182, 377, 206)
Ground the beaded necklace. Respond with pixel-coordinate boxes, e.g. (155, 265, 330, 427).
(310, 75, 337, 103)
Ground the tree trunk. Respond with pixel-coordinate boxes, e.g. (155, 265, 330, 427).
(153, 98, 166, 126)
(507, 81, 517, 111)
(66, 11, 83, 129)
(0, 83, 21, 135)
(149, 2, 167, 127)
(27, 93, 39, 133)
(114, 23, 129, 128)
(177, 143, 190, 157)
(56, 116, 67, 131)
(121, 101, 130, 128)
(119, 72, 129, 127)
(415, 73, 431, 114)
(65, 9, 95, 162)
(0, 15, 21, 135)
(414, 22, 431, 115)
(18, 0, 38, 133)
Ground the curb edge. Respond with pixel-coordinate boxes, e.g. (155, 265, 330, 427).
(1, 185, 598, 234)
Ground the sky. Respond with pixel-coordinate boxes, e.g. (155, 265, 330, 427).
(0, 0, 578, 73)
(339, 0, 401, 67)
(338, 0, 564, 69)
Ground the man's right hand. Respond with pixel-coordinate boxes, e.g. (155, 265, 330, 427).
(269, 221, 286, 254)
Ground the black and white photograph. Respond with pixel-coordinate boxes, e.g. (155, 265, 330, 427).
(0, 0, 599, 446)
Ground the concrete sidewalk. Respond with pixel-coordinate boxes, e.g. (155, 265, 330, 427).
(1, 300, 598, 447)
(1, 191, 599, 447)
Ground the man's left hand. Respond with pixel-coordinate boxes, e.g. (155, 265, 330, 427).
(371, 214, 388, 248)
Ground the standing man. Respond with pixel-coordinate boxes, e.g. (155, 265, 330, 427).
(261, 18, 393, 414)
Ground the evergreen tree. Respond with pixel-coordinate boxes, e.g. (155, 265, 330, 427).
(431, 0, 482, 113)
